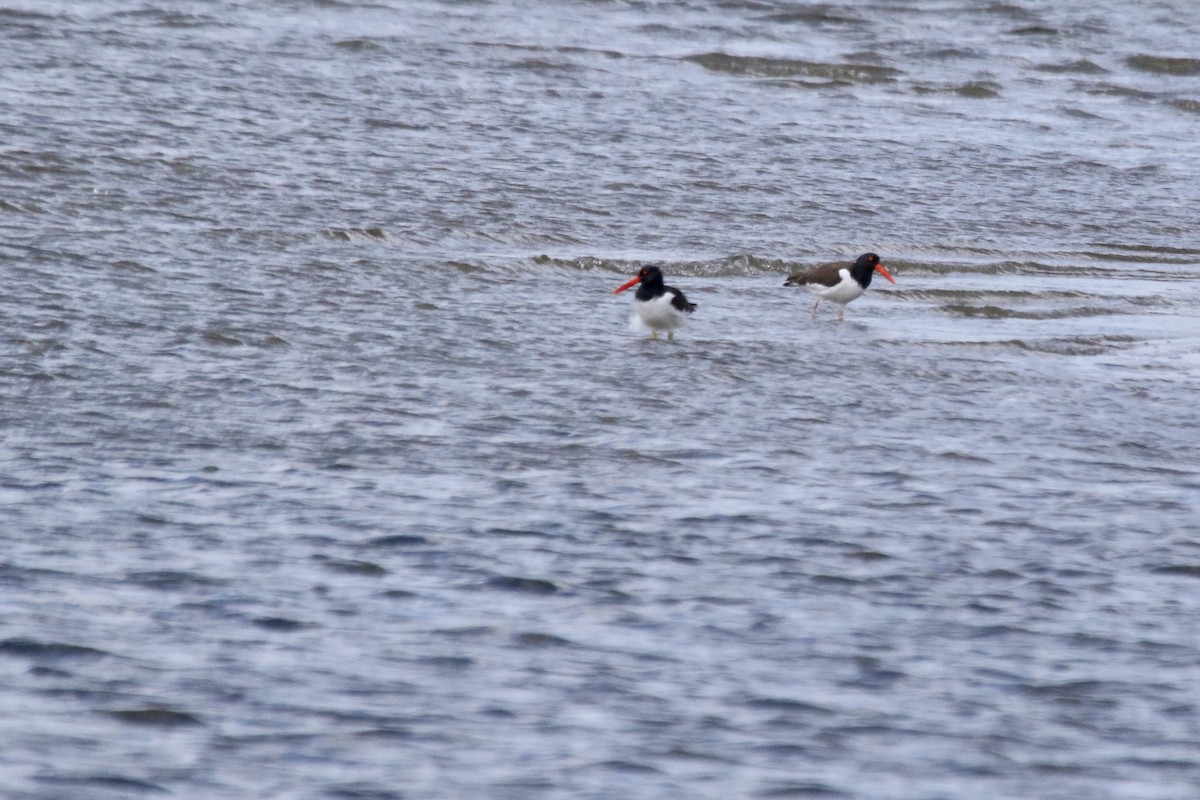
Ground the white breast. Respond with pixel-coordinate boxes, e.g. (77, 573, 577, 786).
(635, 294, 687, 331)
(811, 269, 865, 305)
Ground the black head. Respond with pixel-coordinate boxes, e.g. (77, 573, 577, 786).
(637, 265, 664, 285)
(633, 265, 667, 301)
(613, 264, 669, 298)
(850, 252, 894, 288)
(856, 253, 881, 270)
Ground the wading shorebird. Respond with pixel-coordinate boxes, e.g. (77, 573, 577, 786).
(783, 252, 896, 321)
(612, 265, 696, 340)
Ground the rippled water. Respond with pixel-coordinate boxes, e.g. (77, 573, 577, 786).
(3, 1, 1199, 798)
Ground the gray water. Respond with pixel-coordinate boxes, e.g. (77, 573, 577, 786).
(2, 1, 1200, 798)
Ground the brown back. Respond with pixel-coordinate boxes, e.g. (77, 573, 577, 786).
(783, 261, 849, 288)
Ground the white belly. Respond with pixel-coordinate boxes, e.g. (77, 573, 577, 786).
(634, 294, 687, 331)
(811, 271, 865, 305)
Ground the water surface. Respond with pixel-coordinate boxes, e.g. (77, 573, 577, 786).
(2, 1, 1199, 798)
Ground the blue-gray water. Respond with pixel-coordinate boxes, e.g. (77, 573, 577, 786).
(2, 2, 1199, 798)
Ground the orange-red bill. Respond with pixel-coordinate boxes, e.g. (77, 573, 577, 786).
(612, 275, 641, 294)
(875, 263, 897, 285)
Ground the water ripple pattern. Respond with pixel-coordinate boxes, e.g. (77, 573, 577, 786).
(2, 1, 1199, 799)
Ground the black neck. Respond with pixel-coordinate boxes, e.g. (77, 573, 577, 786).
(851, 259, 875, 288)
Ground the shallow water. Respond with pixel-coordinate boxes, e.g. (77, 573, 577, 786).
(2, 1, 1199, 798)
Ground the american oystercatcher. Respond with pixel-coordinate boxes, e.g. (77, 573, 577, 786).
(612, 265, 696, 340)
(783, 252, 896, 321)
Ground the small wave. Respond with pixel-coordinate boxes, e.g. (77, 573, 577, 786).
(107, 708, 204, 727)
(445, 260, 491, 275)
(1078, 82, 1160, 100)
(1151, 565, 1200, 578)
(334, 38, 381, 51)
(471, 40, 625, 61)
(0, 7, 58, 21)
(34, 774, 170, 795)
(514, 631, 572, 647)
(955, 81, 1001, 98)
(1017, 679, 1135, 706)
(975, 3, 1042, 21)
(253, 616, 309, 631)
(3, 149, 78, 176)
(682, 52, 901, 84)
(1035, 59, 1107, 74)
(939, 304, 1123, 320)
(983, 335, 1139, 356)
(95, 6, 233, 34)
(758, 8, 864, 26)
(904, 259, 1180, 277)
(0, 198, 43, 214)
(1088, 242, 1200, 256)
(1058, 106, 1107, 120)
(485, 574, 558, 594)
(531, 252, 1195, 280)
(326, 782, 405, 799)
(1126, 54, 1200, 76)
(528, 253, 789, 277)
(126, 570, 227, 589)
(912, 81, 1001, 98)
(757, 782, 849, 798)
(363, 118, 428, 129)
(322, 227, 388, 243)
(505, 58, 584, 74)
(1012, 25, 1059, 36)
(897, 288, 1092, 302)
(0, 637, 111, 661)
(918, 47, 981, 61)
(317, 558, 387, 577)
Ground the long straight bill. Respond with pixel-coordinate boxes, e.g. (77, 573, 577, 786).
(613, 275, 641, 294)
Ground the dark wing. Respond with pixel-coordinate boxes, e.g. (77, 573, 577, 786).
(668, 287, 696, 314)
(783, 261, 848, 288)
